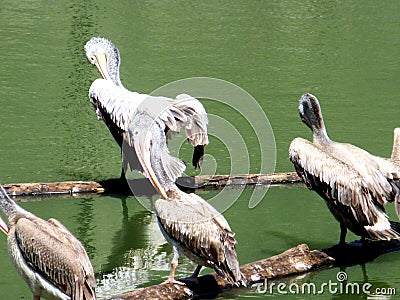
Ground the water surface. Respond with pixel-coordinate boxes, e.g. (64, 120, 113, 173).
(0, 1, 399, 299)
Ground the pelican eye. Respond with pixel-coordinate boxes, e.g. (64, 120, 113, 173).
(89, 55, 96, 64)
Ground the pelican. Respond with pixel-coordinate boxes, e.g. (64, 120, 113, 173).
(0, 184, 96, 300)
(89, 78, 208, 175)
(125, 110, 245, 286)
(289, 93, 400, 245)
(84, 37, 208, 175)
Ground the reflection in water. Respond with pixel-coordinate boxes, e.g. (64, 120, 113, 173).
(96, 216, 170, 298)
(59, 0, 120, 181)
(96, 197, 169, 298)
(75, 196, 97, 259)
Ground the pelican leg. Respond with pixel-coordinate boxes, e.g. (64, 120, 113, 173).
(33, 295, 40, 300)
(120, 145, 130, 183)
(182, 265, 202, 285)
(120, 167, 125, 180)
(120, 157, 127, 182)
(164, 245, 185, 285)
(360, 236, 368, 246)
(191, 265, 202, 278)
(339, 223, 347, 245)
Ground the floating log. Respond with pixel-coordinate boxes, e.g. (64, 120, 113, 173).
(177, 172, 301, 189)
(4, 181, 105, 196)
(106, 244, 334, 300)
(3, 172, 301, 197)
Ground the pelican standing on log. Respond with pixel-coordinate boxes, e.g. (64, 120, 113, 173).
(289, 93, 400, 245)
(84, 37, 208, 177)
(0, 184, 96, 300)
(125, 110, 245, 286)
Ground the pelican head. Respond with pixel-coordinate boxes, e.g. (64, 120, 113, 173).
(84, 37, 122, 86)
(127, 111, 186, 199)
(298, 93, 330, 143)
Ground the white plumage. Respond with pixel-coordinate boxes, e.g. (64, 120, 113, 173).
(85, 37, 208, 171)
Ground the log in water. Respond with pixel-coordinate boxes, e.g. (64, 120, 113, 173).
(107, 244, 334, 300)
(106, 240, 400, 300)
(3, 172, 301, 196)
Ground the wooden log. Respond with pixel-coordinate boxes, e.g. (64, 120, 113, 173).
(3, 172, 302, 197)
(177, 172, 301, 189)
(106, 244, 334, 300)
(4, 181, 105, 196)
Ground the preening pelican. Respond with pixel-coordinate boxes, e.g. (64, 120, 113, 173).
(89, 78, 208, 175)
(84, 37, 208, 172)
(125, 111, 245, 286)
(289, 93, 400, 245)
(0, 184, 96, 300)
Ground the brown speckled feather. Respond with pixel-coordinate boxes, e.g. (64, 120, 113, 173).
(290, 137, 400, 239)
(155, 191, 242, 285)
(14, 217, 96, 300)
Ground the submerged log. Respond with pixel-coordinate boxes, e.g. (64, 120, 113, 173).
(106, 244, 334, 300)
(3, 172, 301, 196)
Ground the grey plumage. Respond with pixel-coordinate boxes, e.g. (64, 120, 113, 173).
(156, 190, 242, 286)
(289, 93, 400, 244)
(0, 185, 96, 300)
(126, 111, 245, 286)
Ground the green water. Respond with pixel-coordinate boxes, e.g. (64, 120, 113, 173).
(0, 0, 399, 299)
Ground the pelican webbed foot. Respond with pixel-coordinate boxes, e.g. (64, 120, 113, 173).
(163, 277, 186, 286)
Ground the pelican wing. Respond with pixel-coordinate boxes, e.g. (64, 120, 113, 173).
(47, 218, 97, 296)
(155, 193, 242, 285)
(124, 113, 186, 182)
(289, 138, 394, 227)
(89, 79, 145, 132)
(328, 142, 400, 202)
(174, 94, 209, 168)
(136, 95, 188, 134)
(14, 217, 96, 300)
(159, 145, 186, 183)
(174, 94, 209, 147)
(327, 140, 400, 218)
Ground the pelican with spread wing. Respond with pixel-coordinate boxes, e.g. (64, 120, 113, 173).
(289, 93, 400, 245)
(0, 184, 96, 300)
(84, 37, 208, 179)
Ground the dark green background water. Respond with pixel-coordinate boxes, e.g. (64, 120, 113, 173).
(0, 1, 399, 299)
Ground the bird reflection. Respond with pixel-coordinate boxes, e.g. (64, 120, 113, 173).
(96, 194, 169, 298)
